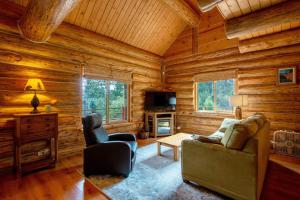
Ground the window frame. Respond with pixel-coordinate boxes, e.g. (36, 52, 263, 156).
(195, 79, 236, 114)
(82, 78, 130, 124)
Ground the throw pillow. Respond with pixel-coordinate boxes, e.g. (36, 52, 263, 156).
(218, 118, 241, 132)
(221, 123, 250, 150)
(196, 135, 222, 144)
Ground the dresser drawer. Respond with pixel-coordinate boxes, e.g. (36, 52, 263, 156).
(21, 130, 56, 143)
(21, 115, 57, 124)
(20, 122, 56, 134)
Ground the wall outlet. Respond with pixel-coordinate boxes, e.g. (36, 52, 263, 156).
(177, 126, 181, 130)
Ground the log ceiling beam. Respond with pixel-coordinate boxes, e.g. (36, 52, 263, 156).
(160, 0, 200, 26)
(198, 0, 222, 13)
(226, 1, 300, 39)
(239, 28, 300, 53)
(18, 0, 81, 43)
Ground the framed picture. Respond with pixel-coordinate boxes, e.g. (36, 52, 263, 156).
(278, 67, 297, 85)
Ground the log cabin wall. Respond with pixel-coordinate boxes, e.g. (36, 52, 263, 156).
(0, 4, 161, 171)
(164, 8, 300, 139)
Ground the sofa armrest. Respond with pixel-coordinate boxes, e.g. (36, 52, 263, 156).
(84, 141, 131, 177)
(181, 139, 257, 200)
(109, 133, 136, 141)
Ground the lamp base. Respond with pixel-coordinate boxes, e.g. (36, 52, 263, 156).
(235, 106, 242, 120)
(31, 92, 40, 114)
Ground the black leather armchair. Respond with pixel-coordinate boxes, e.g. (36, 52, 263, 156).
(82, 113, 137, 177)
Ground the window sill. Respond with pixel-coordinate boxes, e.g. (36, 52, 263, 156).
(194, 111, 235, 118)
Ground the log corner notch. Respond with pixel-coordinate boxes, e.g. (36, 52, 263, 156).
(225, 0, 300, 40)
(18, 0, 81, 43)
(198, 0, 223, 13)
(161, 0, 200, 26)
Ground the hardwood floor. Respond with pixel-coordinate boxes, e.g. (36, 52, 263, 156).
(0, 138, 299, 200)
(0, 155, 110, 200)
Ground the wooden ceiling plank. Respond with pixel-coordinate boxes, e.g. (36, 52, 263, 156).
(158, 14, 186, 55)
(239, 27, 300, 53)
(141, 4, 166, 48)
(18, 0, 82, 42)
(225, 0, 242, 18)
(198, 0, 223, 12)
(123, 0, 152, 42)
(226, 1, 300, 39)
(217, 1, 233, 19)
(74, 0, 90, 26)
(236, 0, 251, 15)
(146, 6, 171, 53)
(85, 0, 104, 30)
(160, 0, 200, 26)
(103, 0, 127, 36)
(131, 0, 160, 45)
(65, 0, 82, 23)
(114, 0, 141, 40)
(108, 0, 132, 38)
(90, 0, 110, 32)
(79, 0, 97, 27)
(248, 0, 261, 12)
(95, 0, 116, 34)
(119, 0, 145, 42)
(140, 2, 166, 46)
(100, 0, 123, 35)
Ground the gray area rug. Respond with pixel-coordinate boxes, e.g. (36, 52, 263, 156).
(85, 143, 228, 200)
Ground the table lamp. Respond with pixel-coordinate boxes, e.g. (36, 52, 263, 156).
(230, 95, 248, 119)
(24, 78, 46, 113)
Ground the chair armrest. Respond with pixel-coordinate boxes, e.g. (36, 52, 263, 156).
(181, 139, 257, 200)
(84, 141, 132, 177)
(109, 133, 136, 141)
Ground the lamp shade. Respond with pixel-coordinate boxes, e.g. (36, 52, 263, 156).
(230, 95, 248, 107)
(169, 97, 176, 105)
(24, 79, 46, 92)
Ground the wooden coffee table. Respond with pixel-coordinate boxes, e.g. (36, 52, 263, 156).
(157, 133, 193, 161)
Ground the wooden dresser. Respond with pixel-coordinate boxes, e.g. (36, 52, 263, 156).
(14, 113, 58, 175)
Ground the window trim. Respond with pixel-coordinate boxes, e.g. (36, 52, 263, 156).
(195, 79, 236, 114)
(82, 78, 130, 124)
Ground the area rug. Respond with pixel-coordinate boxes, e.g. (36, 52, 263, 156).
(84, 143, 228, 200)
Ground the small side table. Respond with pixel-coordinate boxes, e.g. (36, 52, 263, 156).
(14, 113, 58, 175)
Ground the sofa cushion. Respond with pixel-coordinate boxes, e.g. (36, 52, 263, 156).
(221, 123, 250, 150)
(218, 118, 241, 132)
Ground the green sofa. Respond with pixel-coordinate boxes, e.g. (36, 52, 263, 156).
(181, 114, 270, 200)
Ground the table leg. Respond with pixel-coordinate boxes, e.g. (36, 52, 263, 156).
(157, 142, 161, 156)
(174, 147, 179, 161)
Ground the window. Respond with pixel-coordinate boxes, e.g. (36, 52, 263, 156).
(82, 78, 129, 123)
(196, 79, 235, 112)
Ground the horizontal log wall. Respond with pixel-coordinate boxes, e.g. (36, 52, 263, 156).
(0, 11, 161, 170)
(164, 10, 300, 140)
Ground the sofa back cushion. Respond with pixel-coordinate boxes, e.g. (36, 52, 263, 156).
(221, 123, 250, 150)
(240, 118, 259, 136)
(218, 118, 241, 133)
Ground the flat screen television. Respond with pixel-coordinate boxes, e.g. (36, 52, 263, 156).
(144, 91, 176, 111)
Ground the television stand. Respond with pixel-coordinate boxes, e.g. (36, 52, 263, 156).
(145, 111, 176, 137)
